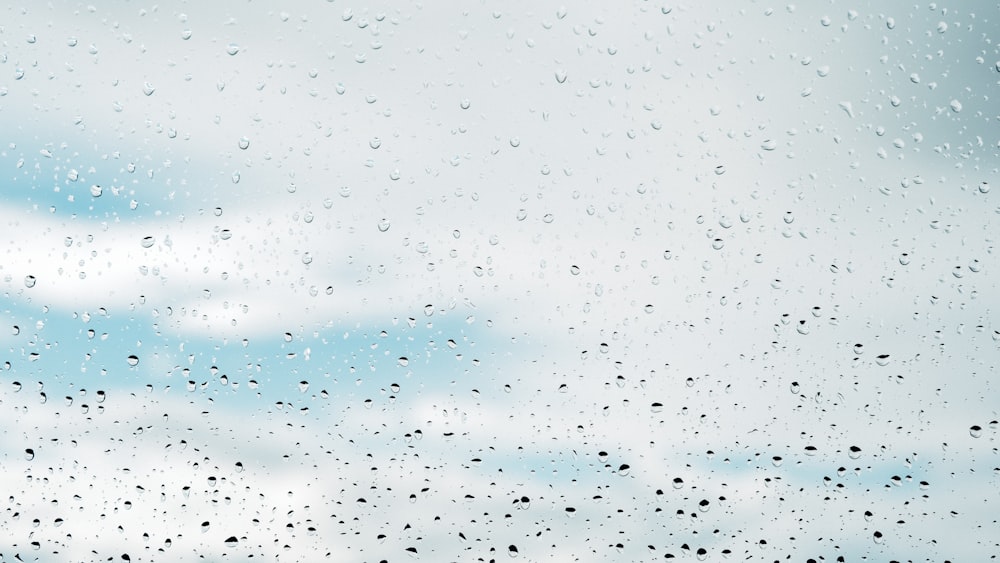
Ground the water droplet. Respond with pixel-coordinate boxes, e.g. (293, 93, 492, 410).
(554, 69, 568, 83)
(180, 29, 193, 40)
(369, 137, 381, 149)
(226, 43, 240, 56)
(875, 354, 891, 366)
(377, 219, 390, 232)
(127, 355, 139, 367)
(141, 236, 155, 248)
(90, 184, 103, 197)
(460, 98, 471, 109)
(848, 446, 862, 459)
(224, 536, 238, 547)
(970, 425, 983, 438)
(142, 82, 155, 96)
(510, 137, 521, 148)
(25, 448, 34, 460)
(979, 182, 990, 194)
(24, 275, 36, 288)
(949, 99, 962, 113)
(397, 357, 409, 367)
(238, 136, 250, 150)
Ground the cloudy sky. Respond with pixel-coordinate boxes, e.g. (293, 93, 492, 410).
(1, 1, 998, 561)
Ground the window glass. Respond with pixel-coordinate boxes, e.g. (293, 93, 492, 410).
(2, 2, 997, 561)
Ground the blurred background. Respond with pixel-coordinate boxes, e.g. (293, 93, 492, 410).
(1, 1, 998, 561)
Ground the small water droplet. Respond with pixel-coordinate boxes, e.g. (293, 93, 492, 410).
(226, 43, 240, 56)
(377, 219, 390, 232)
(142, 82, 155, 96)
(24, 275, 37, 288)
(970, 425, 983, 438)
(90, 184, 103, 197)
(127, 355, 139, 367)
(141, 236, 155, 248)
(238, 136, 250, 150)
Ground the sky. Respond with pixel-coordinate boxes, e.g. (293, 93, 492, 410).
(1, 0, 999, 561)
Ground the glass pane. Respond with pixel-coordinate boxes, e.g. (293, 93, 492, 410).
(2, 2, 996, 561)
